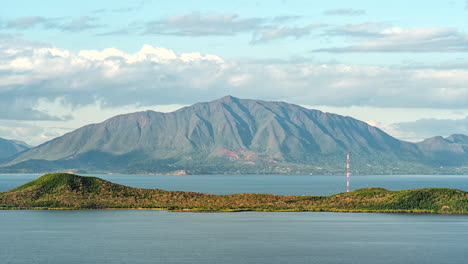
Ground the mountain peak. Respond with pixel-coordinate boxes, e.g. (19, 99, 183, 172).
(0, 137, 31, 159)
(446, 134, 468, 144)
(421, 136, 447, 143)
(214, 95, 240, 103)
(3, 97, 467, 174)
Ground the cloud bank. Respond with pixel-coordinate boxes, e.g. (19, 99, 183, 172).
(144, 13, 263, 36)
(1, 41, 467, 123)
(316, 25, 468, 52)
(0, 39, 467, 144)
(393, 116, 468, 142)
(1, 16, 100, 32)
(99, 12, 322, 44)
(251, 23, 324, 44)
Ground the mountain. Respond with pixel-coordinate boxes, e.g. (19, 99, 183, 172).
(1, 173, 467, 214)
(416, 134, 468, 166)
(0, 138, 31, 160)
(1, 96, 467, 174)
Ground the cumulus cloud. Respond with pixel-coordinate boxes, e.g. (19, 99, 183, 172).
(0, 40, 467, 143)
(0, 41, 467, 123)
(143, 12, 263, 36)
(316, 26, 468, 52)
(251, 23, 324, 44)
(323, 9, 366, 16)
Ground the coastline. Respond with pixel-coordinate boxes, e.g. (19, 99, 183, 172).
(1, 206, 466, 215)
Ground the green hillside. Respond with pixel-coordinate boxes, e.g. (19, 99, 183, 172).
(1, 173, 467, 214)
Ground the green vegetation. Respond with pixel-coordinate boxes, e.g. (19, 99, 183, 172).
(1, 173, 467, 214)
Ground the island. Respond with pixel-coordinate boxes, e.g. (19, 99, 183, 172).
(1, 173, 467, 214)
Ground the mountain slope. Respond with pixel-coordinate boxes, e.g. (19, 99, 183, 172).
(1, 96, 466, 174)
(0, 138, 31, 159)
(417, 135, 468, 166)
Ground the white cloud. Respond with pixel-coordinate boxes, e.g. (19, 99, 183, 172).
(100, 12, 320, 45)
(2, 16, 100, 32)
(317, 26, 468, 52)
(251, 24, 324, 44)
(229, 74, 252, 86)
(1, 42, 468, 144)
(9, 57, 34, 69)
(392, 116, 468, 142)
(1, 43, 467, 109)
(56, 16, 100, 32)
(77, 45, 223, 64)
(144, 12, 263, 36)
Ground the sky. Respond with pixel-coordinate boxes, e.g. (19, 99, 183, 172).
(1, 0, 467, 145)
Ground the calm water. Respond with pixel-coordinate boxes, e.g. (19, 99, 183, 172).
(1, 174, 467, 264)
(0, 210, 467, 264)
(1, 173, 468, 195)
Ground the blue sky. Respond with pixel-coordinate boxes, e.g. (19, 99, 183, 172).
(0, 0, 467, 144)
(4, 0, 468, 62)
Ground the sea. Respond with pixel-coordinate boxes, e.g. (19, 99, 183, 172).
(1, 174, 467, 264)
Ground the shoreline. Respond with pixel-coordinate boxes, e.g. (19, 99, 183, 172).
(1, 206, 467, 215)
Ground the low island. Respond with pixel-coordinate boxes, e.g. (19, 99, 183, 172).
(1, 173, 467, 214)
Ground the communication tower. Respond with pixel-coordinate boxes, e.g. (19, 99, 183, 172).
(346, 151, 350, 192)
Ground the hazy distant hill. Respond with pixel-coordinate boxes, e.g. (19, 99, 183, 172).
(416, 134, 468, 166)
(0, 138, 31, 159)
(2, 96, 467, 174)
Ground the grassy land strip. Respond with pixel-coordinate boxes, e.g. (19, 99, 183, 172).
(0, 173, 467, 214)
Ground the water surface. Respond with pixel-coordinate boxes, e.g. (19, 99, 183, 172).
(0, 210, 467, 264)
(1, 173, 467, 195)
(1, 174, 467, 264)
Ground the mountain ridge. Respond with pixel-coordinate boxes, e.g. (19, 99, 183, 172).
(0, 138, 31, 160)
(1, 96, 467, 174)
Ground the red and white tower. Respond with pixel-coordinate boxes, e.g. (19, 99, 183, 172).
(346, 151, 351, 192)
